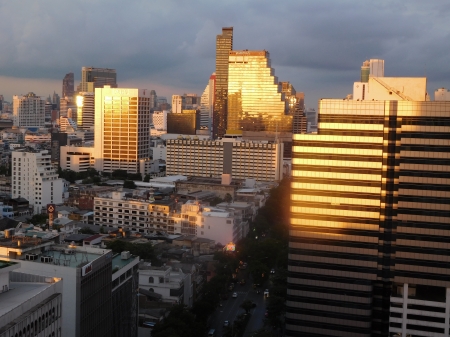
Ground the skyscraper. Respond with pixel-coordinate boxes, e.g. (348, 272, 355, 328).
(94, 86, 150, 173)
(12, 92, 45, 129)
(200, 73, 216, 132)
(62, 72, 74, 99)
(288, 73, 450, 337)
(76, 92, 95, 130)
(213, 27, 233, 139)
(79, 67, 117, 92)
(227, 50, 291, 133)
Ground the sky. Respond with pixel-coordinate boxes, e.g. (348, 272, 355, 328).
(1, 0, 450, 109)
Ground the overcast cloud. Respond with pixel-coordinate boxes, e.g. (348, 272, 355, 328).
(0, 0, 449, 108)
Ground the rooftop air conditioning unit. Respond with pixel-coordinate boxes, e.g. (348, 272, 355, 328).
(25, 253, 38, 261)
(40, 256, 53, 263)
(121, 251, 131, 260)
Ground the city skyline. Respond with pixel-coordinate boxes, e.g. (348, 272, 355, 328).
(1, 1, 450, 109)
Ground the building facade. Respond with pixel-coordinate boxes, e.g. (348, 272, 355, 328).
(288, 77, 450, 337)
(166, 110, 199, 135)
(76, 92, 95, 130)
(12, 93, 45, 129)
(213, 27, 233, 139)
(12, 149, 64, 213)
(166, 138, 284, 181)
(60, 146, 95, 172)
(152, 111, 168, 131)
(79, 67, 117, 92)
(227, 50, 291, 134)
(94, 86, 151, 173)
(199, 73, 216, 133)
(63, 72, 75, 99)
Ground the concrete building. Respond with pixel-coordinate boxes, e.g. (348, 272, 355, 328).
(171, 95, 183, 114)
(12, 149, 64, 213)
(199, 73, 215, 132)
(60, 146, 95, 172)
(166, 138, 284, 181)
(59, 116, 77, 132)
(166, 110, 199, 135)
(0, 261, 63, 337)
(289, 70, 450, 336)
(76, 92, 95, 130)
(12, 93, 45, 129)
(151, 110, 168, 131)
(435, 87, 450, 101)
(62, 72, 75, 100)
(94, 86, 151, 173)
(0, 240, 113, 337)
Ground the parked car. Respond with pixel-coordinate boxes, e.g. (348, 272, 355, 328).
(264, 289, 269, 297)
(232, 292, 238, 298)
(142, 321, 156, 328)
(223, 320, 230, 327)
(270, 268, 275, 274)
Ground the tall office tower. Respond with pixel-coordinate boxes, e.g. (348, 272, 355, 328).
(79, 67, 117, 92)
(0, 94, 3, 112)
(171, 95, 183, 113)
(287, 74, 450, 337)
(149, 90, 157, 111)
(152, 110, 168, 130)
(361, 60, 370, 82)
(52, 91, 60, 110)
(370, 59, 385, 77)
(62, 72, 75, 99)
(94, 86, 151, 173)
(60, 96, 76, 117)
(12, 92, 45, 129)
(213, 27, 233, 139)
(227, 50, 291, 133)
(76, 92, 95, 130)
(200, 73, 216, 131)
(435, 87, 450, 101)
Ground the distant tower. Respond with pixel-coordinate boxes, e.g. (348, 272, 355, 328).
(79, 67, 117, 92)
(149, 90, 157, 111)
(361, 60, 370, 82)
(171, 95, 183, 113)
(62, 72, 75, 99)
(370, 59, 384, 77)
(200, 73, 216, 133)
(76, 92, 95, 130)
(213, 27, 233, 139)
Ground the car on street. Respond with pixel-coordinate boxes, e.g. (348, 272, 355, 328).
(223, 320, 230, 327)
(264, 289, 269, 297)
(142, 321, 156, 328)
(232, 292, 237, 298)
(270, 268, 275, 274)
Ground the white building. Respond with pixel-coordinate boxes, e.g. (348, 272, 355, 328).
(94, 86, 151, 173)
(199, 73, 215, 131)
(0, 261, 63, 337)
(435, 87, 450, 101)
(59, 116, 77, 132)
(12, 92, 45, 129)
(152, 111, 168, 130)
(76, 92, 95, 130)
(60, 146, 95, 172)
(166, 138, 284, 182)
(171, 95, 182, 114)
(151, 144, 166, 161)
(12, 149, 64, 213)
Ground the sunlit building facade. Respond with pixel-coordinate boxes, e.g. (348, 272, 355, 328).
(199, 73, 215, 132)
(62, 72, 75, 99)
(213, 27, 233, 139)
(12, 92, 45, 129)
(76, 92, 95, 130)
(94, 86, 151, 173)
(227, 50, 291, 134)
(288, 77, 450, 337)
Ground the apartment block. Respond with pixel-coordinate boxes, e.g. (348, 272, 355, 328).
(60, 146, 95, 172)
(166, 138, 283, 182)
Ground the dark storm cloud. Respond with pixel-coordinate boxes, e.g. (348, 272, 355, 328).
(0, 0, 449, 105)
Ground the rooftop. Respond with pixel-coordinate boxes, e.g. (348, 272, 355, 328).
(111, 253, 137, 272)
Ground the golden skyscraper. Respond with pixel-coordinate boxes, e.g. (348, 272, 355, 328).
(227, 50, 291, 134)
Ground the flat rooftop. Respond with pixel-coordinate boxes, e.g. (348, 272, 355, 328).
(0, 282, 54, 319)
(111, 253, 137, 271)
(29, 246, 106, 268)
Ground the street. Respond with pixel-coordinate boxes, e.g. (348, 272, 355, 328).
(208, 274, 268, 337)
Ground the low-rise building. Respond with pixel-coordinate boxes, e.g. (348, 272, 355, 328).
(0, 261, 63, 337)
(60, 146, 95, 172)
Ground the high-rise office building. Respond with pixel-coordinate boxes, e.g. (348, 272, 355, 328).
(149, 90, 157, 111)
(76, 92, 95, 130)
(63, 72, 75, 99)
(227, 50, 291, 133)
(213, 27, 233, 139)
(166, 110, 199, 135)
(171, 95, 183, 113)
(435, 87, 450, 101)
(12, 92, 45, 129)
(94, 86, 151, 173)
(79, 67, 117, 92)
(288, 73, 450, 337)
(200, 73, 216, 132)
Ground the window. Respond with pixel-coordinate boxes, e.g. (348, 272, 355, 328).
(159, 277, 164, 283)
(149, 277, 154, 283)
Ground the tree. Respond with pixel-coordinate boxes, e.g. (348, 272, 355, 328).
(123, 180, 136, 189)
(79, 227, 95, 235)
(209, 197, 223, 206)
(105, 240, 155, 260)
(143, 174, 150, 182)
(224, 193, 233, 203)
(240, 299, 254, 314)
(111, 169, 128, 180)
(27, 214, 48, 225)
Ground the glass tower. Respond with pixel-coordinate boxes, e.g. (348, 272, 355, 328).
(288, 96, 450, 337)
(213, 27, 233, 139)
(227, 50, 291, 133)
(80, 67, 117, 92)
